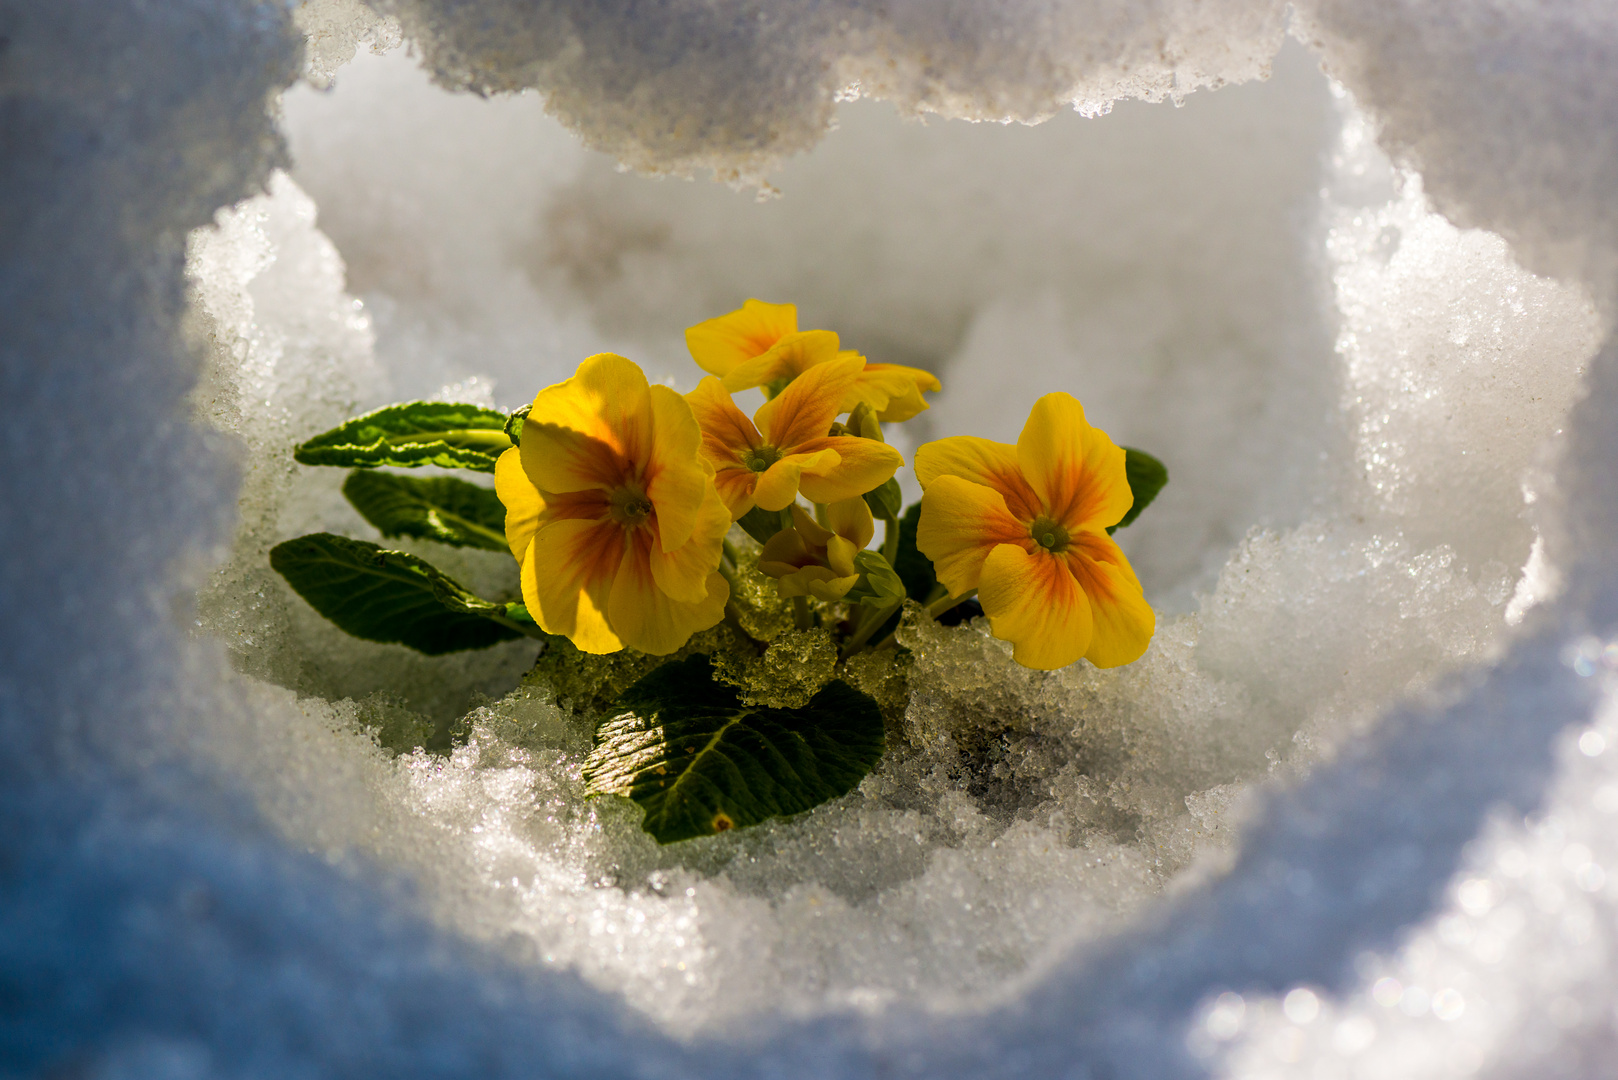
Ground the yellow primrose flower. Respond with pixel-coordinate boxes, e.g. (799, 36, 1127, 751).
(685, 299, 942, 422)
(914, 393, 1154, 671)
(495, 353, 731, 655)
(686, 354, 904, 519)
(758, 498, 874, 602)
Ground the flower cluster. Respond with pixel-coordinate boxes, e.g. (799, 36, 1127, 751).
(276, 298, 1166, 844)
(496, 300, 1155, 670)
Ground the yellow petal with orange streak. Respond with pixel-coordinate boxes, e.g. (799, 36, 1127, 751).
(609, 531, 729, 655)
(686, 377, 760, 467)
(721, 329, 842, 393)
(521, 354, 649, 494)
(792, 436, 902, 506)
(1066, 532, 1154, 668)
(913, 436, 1042, 521)
(824, 496, 874, 550)
(685, 299, 798, 377)
(523, 516, 624, 653)
(978, 543, 1093, 671)
(711, 465, 760, 519)
(644, 383, 709, 552)
(914, 475, 1030, 598)
(752, 448, 841, 512)
(1015, 392, 1131, 530)
(495, 447, 543, 562)
(755, 353, 865, 449)
(648, 484, 729, 603)
(1068, 419, 1133, 532)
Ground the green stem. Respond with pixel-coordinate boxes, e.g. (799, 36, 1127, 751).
(840, 598, 903, 659)
(867, 587, 978, 653)
(486, 612, 550, 641)
(716, 551, 741, 594)
(792, 595, 814, 631)
(924, 589, 976, 620)
(710, 555, 767, 650)
(721, 537, 741, 570)
(722, 599, 758, 649)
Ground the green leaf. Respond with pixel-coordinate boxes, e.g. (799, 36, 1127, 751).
(342, 470, 509, 551)
(737, 505, 793, 545)
(583, 654, 886, 844)
(294, 402, 513, 473)
(893, 502, 936, 602)
(861, 477, 902, 521)
(846, 549, 906, 607)
(1110, 447, 1169, 533)
(504, 404, 529, 446)
(269, 532, 523, 654)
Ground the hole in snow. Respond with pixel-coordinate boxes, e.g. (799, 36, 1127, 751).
(181, 35, 1601, 1038)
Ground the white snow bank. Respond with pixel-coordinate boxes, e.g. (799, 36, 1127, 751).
(368, 0, 1289, 185)
(6, 0, 1618, 1077)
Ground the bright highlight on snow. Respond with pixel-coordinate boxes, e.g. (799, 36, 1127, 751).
(12, 0, 1618, 1076)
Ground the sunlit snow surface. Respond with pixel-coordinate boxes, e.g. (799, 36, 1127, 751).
(6, 0, 1618, 1077)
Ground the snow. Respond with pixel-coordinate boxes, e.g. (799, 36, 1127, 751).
(5, 0, 1618, 1076)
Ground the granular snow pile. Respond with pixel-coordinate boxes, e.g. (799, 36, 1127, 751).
(4, 1, 1618, 1077)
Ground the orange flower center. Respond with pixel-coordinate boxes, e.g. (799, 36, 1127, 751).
(743, 445, 782, 473)
(1029, 516, 1072, 554)
(608, 484, 654, 528)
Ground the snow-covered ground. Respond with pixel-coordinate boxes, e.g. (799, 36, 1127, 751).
(5, 1, 1618, 1076)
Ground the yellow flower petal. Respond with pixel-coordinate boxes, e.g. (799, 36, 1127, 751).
(807, 574, 861, 603)
(721, 329, 842, 393)
(1065, 532, 1154, 668)
(914, 475, 1030, 598)
(712, 467, 762, 519)
(978, 542, 1093, 670)
(686, 377, 760, 465)
(754, 353, 865, 449)
(848, 362, 942, 422)
(788, 503, 834, 548)
(759, 529, 815, 577)
(521, 353, 650, 494)
(609, 530, 729, 655)
(1015, 392, 1131, 530)
(644, 383, 709, 552)
(687, 377, 766, 518)
(913, 436, 1042, 521)
(523, 516, 625, 653)
(1069, 418, 1134, 532)
(752, 448, 841, 511)
(824, 496, 874, 550)
(686, 299, 798, 377)
(792, 436, 903, 506)
(495, 446, 542, 561)
(825, 535, 861, 579)
(774, 565, 858, 602)
(648, 484, 729, 603)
